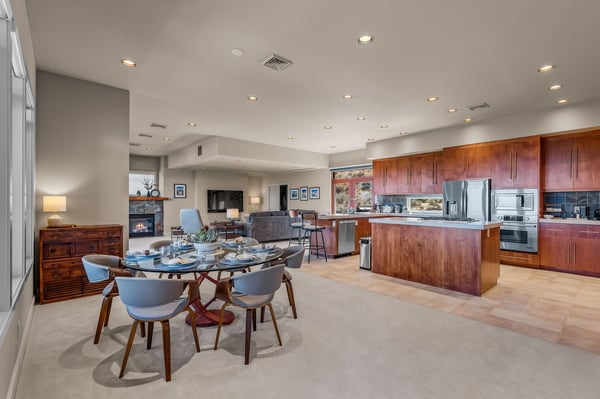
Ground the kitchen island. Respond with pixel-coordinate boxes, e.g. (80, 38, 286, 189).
(370, 217, 502, 296)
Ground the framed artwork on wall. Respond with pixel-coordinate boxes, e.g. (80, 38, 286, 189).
(290, 188, 299, 200)
(174, 183, 187, 198)
(300, 186, 308, 201)
(309, 187, 320, 199)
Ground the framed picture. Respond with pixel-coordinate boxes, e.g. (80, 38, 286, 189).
(174, 184, 187, 198)
(309, 186, 320, 199)
(290, 188, 299, 200)
(300, 186, 308, 201)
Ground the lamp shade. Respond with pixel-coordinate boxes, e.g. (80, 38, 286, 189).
(226, 208, 239, 219)
(43, 196, 67, 213)
(250, 196, 261, 205)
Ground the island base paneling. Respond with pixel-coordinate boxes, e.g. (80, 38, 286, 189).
(499, 250, 540, 268)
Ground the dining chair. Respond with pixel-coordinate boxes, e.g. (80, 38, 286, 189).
(81, 254, 145, 344)
(213, 264, 285, 364)
(115, 277, 201, 382)
(301, 210, 328, 263)
(180, 208, 204, 234)
(149, 239, 183, 280)
(262, 245, 305, 320)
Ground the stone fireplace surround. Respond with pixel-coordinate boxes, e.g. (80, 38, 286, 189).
(128, 197, 168, 237)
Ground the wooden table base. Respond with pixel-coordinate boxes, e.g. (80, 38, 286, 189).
(186, 309, 235, 327)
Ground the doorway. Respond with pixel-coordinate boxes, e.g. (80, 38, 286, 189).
(268, 184, 288, 211)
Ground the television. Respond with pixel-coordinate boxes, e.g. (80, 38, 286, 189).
(207, 190, 244, 213)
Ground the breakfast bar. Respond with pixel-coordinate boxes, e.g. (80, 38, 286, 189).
(370, 217, 502, 296)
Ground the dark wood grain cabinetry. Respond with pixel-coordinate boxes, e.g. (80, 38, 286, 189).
(443, 143, 491, 181)
(39, 224, 123, 304)
(490, 136, 540, 189)
(419, 151, 444, 193)
(542, 130, 600, 191)
(373, 159, 399, 194)
(539, 223, 600, 275)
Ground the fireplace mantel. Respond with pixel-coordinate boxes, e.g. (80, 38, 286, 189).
(129, 196, 170, 201)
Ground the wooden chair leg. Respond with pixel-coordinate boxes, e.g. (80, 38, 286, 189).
(161, 320, 171, 382)
(104, 296, 113, 327)
(94, 296, 110, 344)
(186, 308, 200, 352)
(119, 321, 139, 378)
(140, 322, 146, 338)
(146, 322, 155, 349)
(260, 306, 266, 323)
(214, 303, 229, 350)
(252, 308, 257, 331)
(245, 309, 253, 365)
(267, 303, 282, 346)
(285, 280, 298, 319)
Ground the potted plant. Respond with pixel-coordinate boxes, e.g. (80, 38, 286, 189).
(188, 226, 219, 252)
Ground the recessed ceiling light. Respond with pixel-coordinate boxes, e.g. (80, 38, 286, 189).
(120, 58, 136, 67)
(548, 84, 563, 91)
(324, 125, 333, 130)
(557, 98, 570, 104)
(447, 108, 458, 113)
(357, 116, 366, 121)
(162, 137, 171, 142)
(343, 94, 353, 100)
(400, 131, 408, 135)
(357, 35, 374, 45)
(231, 48, 245, 56)
(330, 145, 337, 148)
(145, 146, 152, 150)
(367, 138, 375, 141)
(246, 96, 258, 101)
(234, 159, 241, 163)
(187, 122, 197, 126)
(464, 118, 473, 123)
(286, 136, 295, 140)
(380, 124, 389, 129)
(426, 96, 439, 102)
(538, 64, 555, 72)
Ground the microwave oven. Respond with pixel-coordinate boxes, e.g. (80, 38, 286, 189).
(492, 189, 538, 214)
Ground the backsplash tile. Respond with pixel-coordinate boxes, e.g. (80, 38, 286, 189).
(543, 191, 600, 218)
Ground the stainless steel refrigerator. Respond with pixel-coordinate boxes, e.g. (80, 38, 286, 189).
(442, 178, 491, 221)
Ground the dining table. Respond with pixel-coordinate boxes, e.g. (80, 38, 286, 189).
(122, 238, 284, 327)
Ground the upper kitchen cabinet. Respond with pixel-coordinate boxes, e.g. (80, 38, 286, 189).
(542, 130, 600, 191)
(443, 143, 491, 181)
(490, 136, 540, 189)
(373, 158, 399, 194)
(420, 152, 444, 193)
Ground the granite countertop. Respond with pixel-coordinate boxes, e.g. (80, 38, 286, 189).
(369, 216, 503, 230)
(540, 217, 600, 225)
(318, 213, 396, 220)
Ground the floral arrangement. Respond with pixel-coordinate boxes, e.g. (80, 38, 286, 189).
(188, 226, 217, 243)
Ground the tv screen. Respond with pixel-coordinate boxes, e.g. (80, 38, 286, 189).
(207, 190, 244, 213)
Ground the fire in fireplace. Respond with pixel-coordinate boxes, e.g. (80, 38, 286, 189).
(129, 214, 155, 238)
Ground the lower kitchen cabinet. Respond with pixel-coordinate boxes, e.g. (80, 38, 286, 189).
(500, 250, 539, 268)
(539, 223, 600, 275)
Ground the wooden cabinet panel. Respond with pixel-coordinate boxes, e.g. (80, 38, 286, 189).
(573, 133, 600, 190)
(39, 224, 123, 304)
(500, 250, 539, 268)
(571, 225, 600, 273)
(372, 159, 399, 194)
(443, 144, 490, 181)
(372, 160, 386, 194)
(542, 136, 576, 191)
(539, 223, 600, 276)
(491, 136, 540, 189)
(420, 152, 444, 193)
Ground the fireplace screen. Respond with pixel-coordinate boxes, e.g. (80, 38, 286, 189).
(129, 214, 155, 237)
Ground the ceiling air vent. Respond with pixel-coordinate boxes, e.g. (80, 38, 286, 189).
(129, 142, 141, 147)
(150, 122, 167, 129)
(467, 102, 490, 111)
(138, 133, 153, 138)
(262, 54, 293, 71)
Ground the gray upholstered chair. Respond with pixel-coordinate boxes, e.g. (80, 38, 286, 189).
(81, 254, 145, 344)
(213, 264, 285, 364)
(149, 239, 173, 251)
(115, 277, 201, 382)
(262, 245, 305, 320)
(179, 208, 204, 234)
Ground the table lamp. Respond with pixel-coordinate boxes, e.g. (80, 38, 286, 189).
(226, 208, 239, 224)
(43, 195, 67, 227)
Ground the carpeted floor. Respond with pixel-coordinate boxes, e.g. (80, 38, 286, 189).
(16, 265, 600, 398)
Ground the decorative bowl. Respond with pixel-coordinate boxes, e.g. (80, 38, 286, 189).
(194, 242, 219, 252)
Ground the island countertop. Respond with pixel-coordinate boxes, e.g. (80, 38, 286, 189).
(369, 216, 503, 230)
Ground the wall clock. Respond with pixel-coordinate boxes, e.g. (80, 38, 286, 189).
(150, 188, 161, 197)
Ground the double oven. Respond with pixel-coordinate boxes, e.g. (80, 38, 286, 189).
(491, 189, 538, 253)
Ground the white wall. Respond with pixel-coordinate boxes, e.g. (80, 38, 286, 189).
(160, 157, 196, 231)
(263, 169, 332, 215)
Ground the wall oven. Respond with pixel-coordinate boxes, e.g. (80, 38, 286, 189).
(491, 189, 539, 253)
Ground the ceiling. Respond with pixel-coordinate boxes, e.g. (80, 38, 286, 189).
(25, 0, 600, 173)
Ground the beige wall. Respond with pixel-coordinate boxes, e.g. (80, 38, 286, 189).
(193, 170, 252, 225)
(160, 157, 196, 232)
(263, 169, 332, 215)
(35, 71, 130, 233)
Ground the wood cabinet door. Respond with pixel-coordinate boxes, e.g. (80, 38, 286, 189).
(542, 136, 574, 190)
(372, 160, 386, 194)
(465, 144, 491, 179)
(384, 159, 399, 194)
(443, 147, 466, 180)
(392, 157, 409, 193)
(573, 132, 600, 190)
(539, 223, 571, 269)
(490, 142, 513, 188)
(407, 156, 422, 194)
(571, 225, 600, 274)
(491, 137, 540, 189)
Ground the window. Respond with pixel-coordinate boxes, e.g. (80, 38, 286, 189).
(129, 172, 157, 196)
(331, 167, 373, 214)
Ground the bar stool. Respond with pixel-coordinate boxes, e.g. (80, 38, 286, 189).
(301, 210, 327, 263)
(288, 209, 305, 247)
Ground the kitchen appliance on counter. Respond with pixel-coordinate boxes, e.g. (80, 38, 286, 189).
(442, 178, 491, 221)
(594, 209, 600, 220)
(491, 189, 538, 253)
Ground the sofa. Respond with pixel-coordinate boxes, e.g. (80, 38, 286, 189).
(242, 211, 299, 242)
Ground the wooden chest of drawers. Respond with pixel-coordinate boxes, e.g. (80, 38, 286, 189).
(39, 224, 123, 304)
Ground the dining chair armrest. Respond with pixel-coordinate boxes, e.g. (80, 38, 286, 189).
(214, 277, 233, 303)
(184, 280, 200, 304)
(108, 266, 134, 277)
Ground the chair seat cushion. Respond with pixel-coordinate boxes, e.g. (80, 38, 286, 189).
(290, 222, 303, 228)
(231, 292, 274, 308)
(126, 297, 188, 321)
(303, 225, 324, 231)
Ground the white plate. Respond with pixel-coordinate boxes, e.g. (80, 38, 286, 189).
(162, 257, 195, 266)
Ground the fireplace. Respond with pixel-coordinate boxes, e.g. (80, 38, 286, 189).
(129, 214, 155, 238)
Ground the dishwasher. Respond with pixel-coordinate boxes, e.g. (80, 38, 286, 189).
(337, 220, 356, 256)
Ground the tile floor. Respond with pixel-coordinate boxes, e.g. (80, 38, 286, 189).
(130, 236, 600, 355)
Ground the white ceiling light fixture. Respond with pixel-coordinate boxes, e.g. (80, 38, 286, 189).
(324, 125, 333, 130)
(447, 108, 458, 113)
(231, 48, 245, 56)
(368, 138, 375, 141)
(357, 116, 366, 121)
(357, 34, 374, 45)
(400, 131, 408, 135)
(286, 136, 295, 140)
(162, 137, 172, 142)
(380, 124, 389, 129)
(548, 84, 563, 91)
(557, 98, 570, 104)
(426, 96, 439, 102)
(343, 94, 353, 100)
(120, 58, 136, 68)
(246, 96, 258, 101)
(330, 145, 337, 148)
(145, 146, 153, 150)
(538, 64, 555, 72)
(187, 122, 197, 126)
(464, 118, 473, 123)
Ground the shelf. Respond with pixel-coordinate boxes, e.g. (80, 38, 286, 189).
(128, 196, 170, 201)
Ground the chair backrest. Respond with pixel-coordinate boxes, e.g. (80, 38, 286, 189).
(232, 264, 284, 296)
(285, 246, 305, 269)
(149, 239, 173, 250)
(82, 254, 119, 283)
(115, 277, 186, 307)
(301, 210, 318, 224)
(180, 209, 203, 234)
